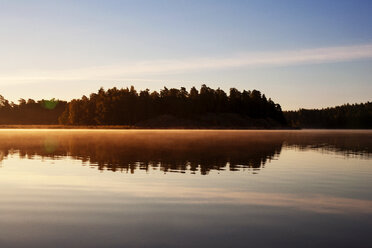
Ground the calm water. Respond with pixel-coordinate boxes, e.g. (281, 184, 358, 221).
(0, 130, 371, 248)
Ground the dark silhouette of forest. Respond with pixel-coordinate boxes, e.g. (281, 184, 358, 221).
(285, 102, 372, 129)
(0, 85, 286, 127)
(57, 85, 287, 127)
(1, 85, 370, 128)
(0, 95, 67, 124)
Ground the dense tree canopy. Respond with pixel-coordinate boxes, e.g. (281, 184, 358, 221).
(1, 86, 370, 128)
(285, 102, 372, 129)
(58, 85, 286, 126)
(0, 96, 67, 124)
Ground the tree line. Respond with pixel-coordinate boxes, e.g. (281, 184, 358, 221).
(285, 102, 372, 129)
(1, 86, 370, 128)
(0, 85, 286, 126)
(0, 95, 67, 124)
(58, 85, 286, 126)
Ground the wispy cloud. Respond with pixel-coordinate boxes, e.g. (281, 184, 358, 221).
(1, 43, 372, 84)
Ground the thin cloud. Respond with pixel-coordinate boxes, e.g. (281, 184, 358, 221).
(1, 43, 372, 84)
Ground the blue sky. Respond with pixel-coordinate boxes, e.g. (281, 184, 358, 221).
(0, 0, 371, 110)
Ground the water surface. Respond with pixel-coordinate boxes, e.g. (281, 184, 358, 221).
(0, 130, 371, 247)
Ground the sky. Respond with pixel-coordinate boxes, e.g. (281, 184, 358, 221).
(0, 0, 371, 110)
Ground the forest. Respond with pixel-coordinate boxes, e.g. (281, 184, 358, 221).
(58, 85, 286, 127)
(1, 85, 370, 128)
(0, 85, 286, 127)
(0, 95, 67, 124)
(285, 102, 372, 129)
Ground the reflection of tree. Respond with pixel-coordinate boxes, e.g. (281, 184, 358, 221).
(0, 131, 284, 174)
(0, 131, 370, 174)
(284, 131, 372, 158)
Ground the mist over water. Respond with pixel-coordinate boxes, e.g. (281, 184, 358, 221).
(0, 130, 370, 173)
(0, 130, 371, 247)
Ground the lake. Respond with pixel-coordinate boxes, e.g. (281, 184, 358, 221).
(0, 130, 371, 248)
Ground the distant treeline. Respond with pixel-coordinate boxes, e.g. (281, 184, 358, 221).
(1, 87, 371, 128)
(0, 96, 67, 124)
(0, 85, 286, 127)
(59, 85, 286, 126)
(285, 102, 372, 129)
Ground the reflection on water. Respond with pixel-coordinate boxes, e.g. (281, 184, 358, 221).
(0, 130, 370, 174)
(284, 130, 372, 158)
(0, 130, 371, 248)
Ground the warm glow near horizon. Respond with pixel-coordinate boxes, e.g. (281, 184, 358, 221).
(0, 0, 371, 110)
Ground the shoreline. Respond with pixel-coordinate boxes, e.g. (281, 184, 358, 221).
(0, 125, 369, 130)
(0, 125, 297, 130)
(0, 125, 370, 130)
